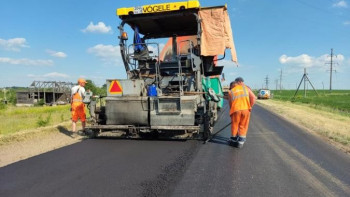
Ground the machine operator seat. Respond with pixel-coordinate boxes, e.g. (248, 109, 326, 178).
(133, 45, 152, 61)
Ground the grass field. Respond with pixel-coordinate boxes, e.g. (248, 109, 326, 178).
(269, 90, 350, 116)
(0, 105, 71, 136)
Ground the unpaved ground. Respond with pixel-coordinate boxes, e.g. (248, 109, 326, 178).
(0, 122, 86, 167)
(0, 100, 349, 167)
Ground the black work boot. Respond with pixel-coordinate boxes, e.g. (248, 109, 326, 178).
(228, 136, 238, 146)
(235, 137, 246, 148)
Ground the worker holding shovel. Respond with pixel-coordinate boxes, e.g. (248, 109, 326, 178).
(228, 77, 256, 148)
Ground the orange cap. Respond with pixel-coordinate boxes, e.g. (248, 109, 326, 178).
(78, 78, 87, 84)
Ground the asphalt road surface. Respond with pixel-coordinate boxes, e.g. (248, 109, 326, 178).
(1, 102, 350, 197)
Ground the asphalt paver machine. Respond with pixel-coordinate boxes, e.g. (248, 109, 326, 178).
(86, 0, 237, 140)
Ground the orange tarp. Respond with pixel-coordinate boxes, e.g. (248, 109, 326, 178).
(199, 8, 237, 63)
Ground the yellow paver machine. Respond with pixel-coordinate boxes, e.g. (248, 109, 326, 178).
(86, 0, 237, 140)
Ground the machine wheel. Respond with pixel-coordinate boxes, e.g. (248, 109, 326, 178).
(86, 129, 98, 138)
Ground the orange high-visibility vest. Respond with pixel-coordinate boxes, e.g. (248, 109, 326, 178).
(72, 88, 83, 103)
(229, 85, 251, 115)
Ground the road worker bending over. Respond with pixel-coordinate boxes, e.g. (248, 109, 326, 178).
(228, 77, 256, 148)
(71, 78, 87, 134)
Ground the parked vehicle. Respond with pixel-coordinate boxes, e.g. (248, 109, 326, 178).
(258, 89, 271, 99)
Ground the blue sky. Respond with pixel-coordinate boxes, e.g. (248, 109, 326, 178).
(1, 0, 349, 90)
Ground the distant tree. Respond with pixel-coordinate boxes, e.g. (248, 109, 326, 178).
(9, 89, 17, 105)
(1, 89, 17, 105)
(84, 80, 107, 96)
(84, 79, 98, 95)
(100, 83, 107, 96)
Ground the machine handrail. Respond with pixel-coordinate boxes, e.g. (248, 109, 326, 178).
(177, 40, 194, 96)
(126, 42, 160, 85)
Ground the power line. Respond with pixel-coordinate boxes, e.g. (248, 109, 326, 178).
(325, 48, 338, 91)
(294, 0, 332, 14)
(294, 0, 349, 24)
(264, 75, 269, 89)
(280, 69, 283, 91)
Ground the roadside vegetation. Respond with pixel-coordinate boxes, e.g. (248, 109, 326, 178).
(269, 90, 350, 117)
(0, 88, 19, 106)
(0, 105, 71, 137)
(0, 79, 104, 139)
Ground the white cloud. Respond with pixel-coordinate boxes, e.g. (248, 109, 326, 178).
(0, 38, 29, 52)
(279, 53, 346, 73)
(87, 44, 122, 64)
(82, 22, 112, 34)
(46, 49, 67, 58)
(0, 57, 53, 66)
(343, 21, 350, 25)
(333, 0, 348, 8)
(279, 54, 313, 66)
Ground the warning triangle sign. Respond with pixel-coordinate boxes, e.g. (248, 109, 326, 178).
(109, 80, 123, 94)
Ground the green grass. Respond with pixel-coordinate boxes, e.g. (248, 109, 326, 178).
(268, 90, 350, 116)
(36, 113, 52, 127)
(0, 105, 71, 136)
(0, 102, 6, 110)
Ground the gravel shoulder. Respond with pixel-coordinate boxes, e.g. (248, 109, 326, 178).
(0, 122, 86, 167)
(1, 99, 349, 167)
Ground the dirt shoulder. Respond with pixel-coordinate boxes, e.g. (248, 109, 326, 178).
(0, 122, 86, 167)
(256, 99, 350, 154)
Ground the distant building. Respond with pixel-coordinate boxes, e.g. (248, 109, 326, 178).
(16, 81, 74, 106)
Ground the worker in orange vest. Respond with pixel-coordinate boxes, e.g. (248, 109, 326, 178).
(228, 77, 256, 148)
(71, 78, 87, 134)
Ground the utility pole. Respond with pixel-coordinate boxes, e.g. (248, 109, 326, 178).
(304, 69, 306, 97)
(275, 79, 278, 91)
(293, 68, 319, 99)
(326, 48, 337, 91)
(264, 75, 269, 89)
(279, 69, 283, 91)
(329, 48, 333, 91)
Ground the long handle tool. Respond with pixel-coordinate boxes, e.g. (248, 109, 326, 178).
(204, 122, 231, 144)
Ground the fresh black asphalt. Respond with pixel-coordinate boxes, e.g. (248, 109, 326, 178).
(1, 101, 350, 197)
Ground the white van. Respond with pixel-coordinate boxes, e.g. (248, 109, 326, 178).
(258, 89, 271, 99)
